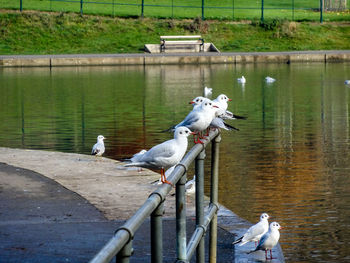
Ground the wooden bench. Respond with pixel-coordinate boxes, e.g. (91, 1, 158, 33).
(160, 35, 204, 52)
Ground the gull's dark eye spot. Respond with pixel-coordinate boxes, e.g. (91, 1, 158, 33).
(185, 130, 188, 133)
(205, 103, 208, 106)
(209, 103, 212, 105)
(180, 132, 183, 134)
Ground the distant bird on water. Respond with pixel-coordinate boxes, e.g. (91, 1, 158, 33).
(91, 135, 105, 156)
(265, 76, 276, 83)
(345, 80, 350, 85)
(237, 76, 246, 84)
(248, 221, 282, 260)
(232, 213, 270, 246)
(204, 86, 213, 97)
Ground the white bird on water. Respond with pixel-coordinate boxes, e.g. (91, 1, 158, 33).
(91, 135, 105, 156)
(345, 80, 350, 85)
(204, 86, 213, 97)
(232, 213, 270, 246)
(185, 175, 196, 194)
(124, 127, 193, 185)
(248, 221, 282, 260)
(265, 76, 276, 83)
(237, 76, 246, 84)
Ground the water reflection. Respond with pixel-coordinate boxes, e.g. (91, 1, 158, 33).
(1, 63, 350, 262)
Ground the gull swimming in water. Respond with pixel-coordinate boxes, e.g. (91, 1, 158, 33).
(91, 135, 105, 156)
(204, 86, 213, 97)
(248, 221, 282, 260)
(237, 76, 246, 84)
(124, 127, 193, 185)
(345, 80, 350, 85)
(265, 76, 276, 83)
(233, 213, 270, 246)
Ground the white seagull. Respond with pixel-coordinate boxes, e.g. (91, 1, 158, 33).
(190, 96, 240, 131)
(91, 135, 105, 156)
(174, 98, 219, 144)
(265, 76, 276, 83)
(232, 213, 270, 246)
(248, 221, 282, 260)
(345, 80, 350, 85)
(237, 76, 246, 84)
(185, 175, 196, 195)
(130, 149, 147, 162)
(204, 86, 213, 97)
(213, 94, 246, 120)
(124, 127, 193, 185)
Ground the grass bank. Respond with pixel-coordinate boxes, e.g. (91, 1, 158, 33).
(0, 11, 349, 55)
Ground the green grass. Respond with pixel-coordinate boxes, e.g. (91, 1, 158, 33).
(1, 0, 350, 21)
(0, 11, 349, 55)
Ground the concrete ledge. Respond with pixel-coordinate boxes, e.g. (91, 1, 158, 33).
(0, 51, 349, 67)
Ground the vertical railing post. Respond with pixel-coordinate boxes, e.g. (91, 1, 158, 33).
(20, 0, 23, 11)
(320, 0, 323, 23)
(195, 150, 206, 263)
(261, 0, 264, 22)
(151, 200, 164, 263)
(176, 172, 187, 261)
(141, 0, 144, 18)
(201, 0, 205, 20)
(80, 0, 83, 16)
(116, 239, 133, 263)
(209, 134, 221, 263)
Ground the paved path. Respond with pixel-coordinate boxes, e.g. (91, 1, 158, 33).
(0, 148, 284, 262)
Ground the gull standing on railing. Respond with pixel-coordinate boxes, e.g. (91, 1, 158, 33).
(232, 213, 270, 246)
(91, 135, 105, 156)
(213, 94, 247, 120)
(124, 127, 193, 185)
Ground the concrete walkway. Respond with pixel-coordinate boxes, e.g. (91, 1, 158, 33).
(0, 148, 284, 262)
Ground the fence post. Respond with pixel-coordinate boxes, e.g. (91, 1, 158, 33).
(116, 239, 133, 263)
(320, 0, 323, 23)
(292, 0, 295, 21)
(176, 172, 187, 261)
(80, 0, 83, 16)
(232, 0, 235, 20)
(261, 0, 264, 22)
(20, 0, 23, 11)
(195, 150, 206, 263)
(209, 134, 221, 263)
(141, 0, 144, 18)
(201, 0, 205, 20)
(151, 200, 164, 263)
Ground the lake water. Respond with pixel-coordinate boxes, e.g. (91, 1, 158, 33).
(1, 63, 350, 262)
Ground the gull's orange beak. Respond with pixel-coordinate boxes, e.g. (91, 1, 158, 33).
(189, 101, 195, 104)
(213, 105, 219, 108)
(228, 98, 232, 101)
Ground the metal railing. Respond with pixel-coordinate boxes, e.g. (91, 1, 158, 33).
(90, 129, 221, 263)
(6, 0, 350, 23)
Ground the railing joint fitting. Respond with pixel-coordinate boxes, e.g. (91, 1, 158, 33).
(175, 163, 187, 175)
(114, 226, 134, 244)
(149, 191, 165, 203)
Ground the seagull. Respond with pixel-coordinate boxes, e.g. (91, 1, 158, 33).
(248, 222, 282, 260)
(185, 175, 196, 194)
(130, 149, 147, 162)
(173, 98, 219, 144)
(265, 76, 276, 83)
(204, 86, 213, 97)
(212, 94, 247, 120)
(237, 76, 246, 84)
(190, 96, 240, 131)
(345, 80, 350, 85)
(91, 135, 105, 156)
(124, 127, 193, 185)
(232, 213, 270, 246)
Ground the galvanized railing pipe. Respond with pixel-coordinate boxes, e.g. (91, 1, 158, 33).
(90, 129, 220, 263)
(209, 134, 221, 263)
(151, 201, 164, 263)
(176, 172, 187, 261)
(195, 150, 206, 263)
(186, 203, 219, 259)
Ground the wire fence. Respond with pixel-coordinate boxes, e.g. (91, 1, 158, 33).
(2, 0, 350, 22)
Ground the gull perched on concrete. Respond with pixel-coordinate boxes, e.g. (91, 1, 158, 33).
(91, 135, 105, 156)
(265, 76, 276, 83)
(248, 221, 282, 260)
(213, 94, 247, 120)
(204, 86, 213, 97)
(232, 213, 270, 246)
(173, 98, 219, 143)
(237, 76, 246, 84)
(124, 127, 193, 185)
